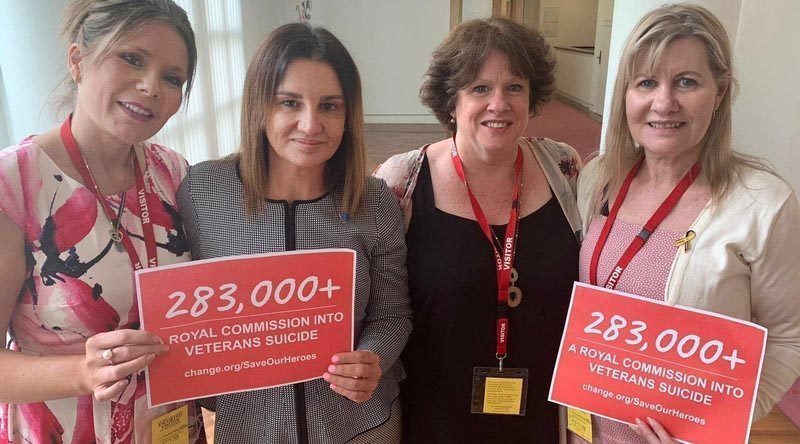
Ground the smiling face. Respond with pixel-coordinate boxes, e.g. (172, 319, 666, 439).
(453, 50, 530, 159)
(265, 59, 346, 177)
(71, 22, 189, 145)
(626, 37, 724, 162)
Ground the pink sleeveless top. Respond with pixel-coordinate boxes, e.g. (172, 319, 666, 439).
(570, 215, 681, 444)
(0, 138, 205, 444)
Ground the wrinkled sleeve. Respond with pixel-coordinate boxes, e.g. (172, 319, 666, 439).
(751, 192, 800, 420)
(372, 149, 423, 231)
(356, 181, 412, 374)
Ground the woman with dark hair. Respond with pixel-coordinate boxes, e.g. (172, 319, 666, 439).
(178, 23, 411, 443)
(0, 0, 204, 442)
(575, 4, 800, 443)
(374, 17, 582, 443)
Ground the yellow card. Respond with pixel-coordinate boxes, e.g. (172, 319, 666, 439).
(151, 404, 189, 444)
(567, 407, 593, 442)
(482, 377, 523, 414)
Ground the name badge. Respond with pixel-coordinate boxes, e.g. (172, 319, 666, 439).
(567, 407, 593, 442)
(151, 405, 190, 444)
(471, 366, 529, 415)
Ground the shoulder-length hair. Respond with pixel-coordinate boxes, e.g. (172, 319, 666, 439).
(237, 23, 366, 217)
(420, 17, 555, 132)
(597, 3, 769, 211)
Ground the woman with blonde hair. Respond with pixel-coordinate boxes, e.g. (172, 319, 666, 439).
(575, 4, 800, 442)
(0, 0, 205, 442)
(178, 23, 411, 443)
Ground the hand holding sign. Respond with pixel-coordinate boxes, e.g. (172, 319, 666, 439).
(324, 350, 382, 402)
(631, 417, 678, 443)
(136, 249, 356, 407)
(81, 329, 167, 402)
(549, 283, 767, 444)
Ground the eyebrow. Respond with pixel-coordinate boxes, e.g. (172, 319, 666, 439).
(275, 91, 345, 101)
(123, 46, 188, 75)
(632, 70, 705, 78)
(674, 70, 704, 77)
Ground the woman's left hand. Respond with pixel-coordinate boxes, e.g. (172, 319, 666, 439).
(630, 417, 678, 443)
(323, 350, 382, 403)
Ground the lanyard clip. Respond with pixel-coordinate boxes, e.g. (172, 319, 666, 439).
(496, 353, 507, 372)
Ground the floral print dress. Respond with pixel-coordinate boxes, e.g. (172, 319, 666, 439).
(0, 137, 204, 443)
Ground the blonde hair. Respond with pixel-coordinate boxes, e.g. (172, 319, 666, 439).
(596, 3, 769, 211)
(236, 23, 366, 217)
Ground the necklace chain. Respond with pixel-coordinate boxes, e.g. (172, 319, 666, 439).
(79, 146, 135, 242)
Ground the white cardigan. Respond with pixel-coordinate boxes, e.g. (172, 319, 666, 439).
(577, 156, 800, 421)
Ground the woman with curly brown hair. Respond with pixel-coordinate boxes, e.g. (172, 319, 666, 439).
(374, 17, 583, 442)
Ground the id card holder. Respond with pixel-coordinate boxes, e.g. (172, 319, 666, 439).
(135, 402, 200, 444)
(471, 366, 528, 415)
(567, 407, 593, 442)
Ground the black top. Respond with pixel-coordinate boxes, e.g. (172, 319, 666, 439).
(401, 155, 579, 443)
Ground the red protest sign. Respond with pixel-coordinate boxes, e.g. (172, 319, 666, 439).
(135, 249, 355, 407)
(549, 283, 767, 444)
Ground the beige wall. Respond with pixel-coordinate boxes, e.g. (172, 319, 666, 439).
(311, 0, 450, 123)
(538, 0, 598, 47)
(461, 0, 493, 20)
(731, 0, 800, 191)
(240, 0, 450, 124)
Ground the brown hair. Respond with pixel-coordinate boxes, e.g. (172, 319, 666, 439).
(236, 23, 366, 217)
(420, 17, 555, 132)
(57, 0, 197, 113)
(596, 3, 770, 212)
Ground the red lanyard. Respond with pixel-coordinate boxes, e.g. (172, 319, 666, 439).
(589, 157, 700, 289)
(450, 136, 523, 365)
(60, 116, 159, 271)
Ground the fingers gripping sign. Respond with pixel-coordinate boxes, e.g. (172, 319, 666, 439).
(82, 329, 169, 402)
(630, 417, 679, 444)
(323, 350, 381, 403)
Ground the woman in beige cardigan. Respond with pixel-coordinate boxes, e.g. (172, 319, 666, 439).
(575, 4, 800, 443)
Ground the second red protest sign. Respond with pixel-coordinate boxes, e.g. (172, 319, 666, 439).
(549, 283, 766, 444)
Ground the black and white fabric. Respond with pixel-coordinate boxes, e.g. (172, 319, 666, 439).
(178, 158, 411, 444)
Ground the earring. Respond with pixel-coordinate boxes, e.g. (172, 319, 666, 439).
(633, 140, 641, 149)
(449, 116, 455, 124)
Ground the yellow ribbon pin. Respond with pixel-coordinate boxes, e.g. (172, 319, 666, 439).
(675, 230, 696, 252)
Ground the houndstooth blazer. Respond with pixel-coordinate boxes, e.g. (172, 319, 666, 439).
(178, 158, 412, 444)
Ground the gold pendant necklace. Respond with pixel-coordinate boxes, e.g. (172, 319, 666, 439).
(81, 147, 135, 243)
(109, 190, 127, 243)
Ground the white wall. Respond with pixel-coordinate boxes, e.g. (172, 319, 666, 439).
(553, 48, 595, 106)
(0, 0, 69, 144)
(240, 0, 294, 60)
(0, 69, 10, 148)
(0, 0, 448, 143)
(731, 0, 800, 191)
(311, 0, 450, 123)
(539, 0, 598, 47)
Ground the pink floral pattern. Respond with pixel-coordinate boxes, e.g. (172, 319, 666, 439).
(0, 138, 204, 443)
